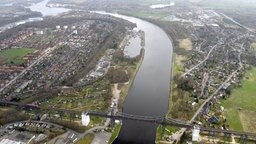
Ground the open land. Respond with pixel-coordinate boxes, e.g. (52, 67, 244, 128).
(0, 48, 35, 65)
(221, 67, 256, 133)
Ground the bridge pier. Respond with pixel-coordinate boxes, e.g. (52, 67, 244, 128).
(239, 134, 248, 144)
(69, 112, 75, 122)
(109, 109, 115, 127)
(109, 118, 115, 127)
(223, 132, 231, 142)
(208, 130, 217, 142)
(161, 124, 166, 140)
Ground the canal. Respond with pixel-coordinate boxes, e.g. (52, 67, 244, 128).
(95, 12, 173, 144)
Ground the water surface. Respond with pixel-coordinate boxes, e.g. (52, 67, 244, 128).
(94, 12, 173, 144)
(29, 0, 70, 16)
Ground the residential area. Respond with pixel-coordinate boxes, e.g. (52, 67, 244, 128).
(0, 0, 256, 143)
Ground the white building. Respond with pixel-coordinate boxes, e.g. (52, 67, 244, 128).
(192, 126, 200, 141)
(81, 113, 90, 126)
(56, 25, 61, 29)
(63, 25, 68, 29)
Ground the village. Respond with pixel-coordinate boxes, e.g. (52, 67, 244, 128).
(153, 3, 256, 143)
(0, 11, 134, 104)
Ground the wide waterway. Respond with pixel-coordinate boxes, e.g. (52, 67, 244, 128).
(27, 0, 174, 142)
(94, 12, 173, 144)
(29, 0, 70, 16)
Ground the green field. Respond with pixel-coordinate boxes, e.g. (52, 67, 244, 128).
(221, 67, 256, 132)
(0, 48, 35, 65)
(108, 124, 121, 144)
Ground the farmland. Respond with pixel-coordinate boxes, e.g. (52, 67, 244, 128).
(221, 67, 256, 132)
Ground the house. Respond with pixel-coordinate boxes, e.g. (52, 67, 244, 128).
(208, 116, 219, 124)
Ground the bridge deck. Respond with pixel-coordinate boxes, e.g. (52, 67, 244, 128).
(1, 100, 256, 138)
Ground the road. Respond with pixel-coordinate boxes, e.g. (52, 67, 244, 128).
(182, 43, 218, 77)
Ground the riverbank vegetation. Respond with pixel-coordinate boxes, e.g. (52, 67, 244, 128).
(149, 21, 199, 120)
(108, 124, 121, 144)
(108, 30, 145, 110)
(155, 125, 179, 143)
(110, 48, 145, 110)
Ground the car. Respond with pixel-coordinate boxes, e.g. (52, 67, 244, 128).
(18, 123, 24, 127)
(42, 124, 46, 128)
(7, 125, 13, 129)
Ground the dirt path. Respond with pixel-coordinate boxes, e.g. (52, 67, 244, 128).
(112, 83, 121, 100)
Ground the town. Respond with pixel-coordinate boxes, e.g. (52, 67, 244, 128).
(0, 0, 256, 144)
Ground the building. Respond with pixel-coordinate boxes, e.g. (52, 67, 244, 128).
(81, 113, 90, 126)
(192, 126, 200, 142)
(0, 139, 25, 144)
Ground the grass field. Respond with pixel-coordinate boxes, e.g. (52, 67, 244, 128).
(251, 43, 256, 50)
(178, 39, 193, 51)
(77, 134, 95, 144)
(221, 67, 256, 132)
(0, 48, 35, 65)
(173, 55, 185, 75)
